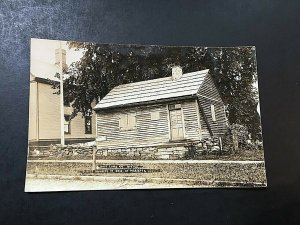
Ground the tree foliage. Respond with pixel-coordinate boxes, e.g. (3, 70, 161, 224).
(207, 47, 262, 140)
(54, 42, 262, 140)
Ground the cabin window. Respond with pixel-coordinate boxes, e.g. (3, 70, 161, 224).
(119, 113, 136, 130)
(64, 115, 71, 134)
(150, 111, 160, 120)
(168, 104, 181, 110)
(85, 116, 92, 134)
(211, 104, 216, 121)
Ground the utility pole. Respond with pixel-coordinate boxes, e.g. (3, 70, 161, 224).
(59, 41, 65, 145)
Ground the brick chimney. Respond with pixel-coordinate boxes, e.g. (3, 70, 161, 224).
(172, 66, 183, 80)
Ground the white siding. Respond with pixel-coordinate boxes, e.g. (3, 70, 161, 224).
(96, 99, 201, 149)
(29, 81, 96, 143)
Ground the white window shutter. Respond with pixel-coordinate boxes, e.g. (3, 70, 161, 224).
(128, 113, 136, 129)
(119, 114, 127, 129)
(151, 111, 160, 120)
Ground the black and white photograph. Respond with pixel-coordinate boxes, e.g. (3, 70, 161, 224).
(25, 38, 267, 191)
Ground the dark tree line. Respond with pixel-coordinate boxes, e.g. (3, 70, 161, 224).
(53, 42, 262, 140)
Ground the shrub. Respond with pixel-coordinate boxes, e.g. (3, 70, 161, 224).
(222, 124, 259, 153)
(183, 142, 198, 159)
(240, 141, 257, 151)
(183, 137, 225, 159)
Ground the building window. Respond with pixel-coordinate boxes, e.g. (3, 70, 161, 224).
(64, 99, 70, 107)
(119, 113, 136, 130)
(168, 104, 181, 110)
(64, 95, 72, 107)
(85, 116, 92, 134)
(64, 102, 71, 107)
(64, 115, 71, 134)
(150, 111, 160, 120)
(211, 104, 216, 122)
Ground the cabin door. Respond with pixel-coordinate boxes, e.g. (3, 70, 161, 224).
(169, 108, 184, 140)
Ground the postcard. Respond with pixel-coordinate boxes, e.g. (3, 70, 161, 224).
(25, 38, 266, 191)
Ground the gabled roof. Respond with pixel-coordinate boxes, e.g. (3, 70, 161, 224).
(94, 69, 209, 110)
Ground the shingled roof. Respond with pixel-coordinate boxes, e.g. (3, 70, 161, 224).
(94, 69, 209, 110)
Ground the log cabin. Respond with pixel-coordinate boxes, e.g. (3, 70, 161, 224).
(94, 66, 227, 159)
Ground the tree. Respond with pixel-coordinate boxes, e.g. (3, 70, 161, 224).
(53, 43, 262, 140)
(205, 47, 262, 140)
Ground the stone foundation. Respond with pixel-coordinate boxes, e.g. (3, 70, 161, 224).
(37, 144, 188, 159)
(96, 146, 187, 160)
(29, 137, 222, 160)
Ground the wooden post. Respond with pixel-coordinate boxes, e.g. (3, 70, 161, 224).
(92, 146, 96, 172)
(49, 144, 53, 157)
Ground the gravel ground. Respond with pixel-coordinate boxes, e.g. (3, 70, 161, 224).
(25, 178, 195, 192)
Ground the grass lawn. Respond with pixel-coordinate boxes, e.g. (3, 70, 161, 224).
(189, 150, 265, 161)
(29, 149, 265, 161)
(26, 157, 267, 187)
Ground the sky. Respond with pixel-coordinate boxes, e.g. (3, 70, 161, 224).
(30, 38, 84, 69)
